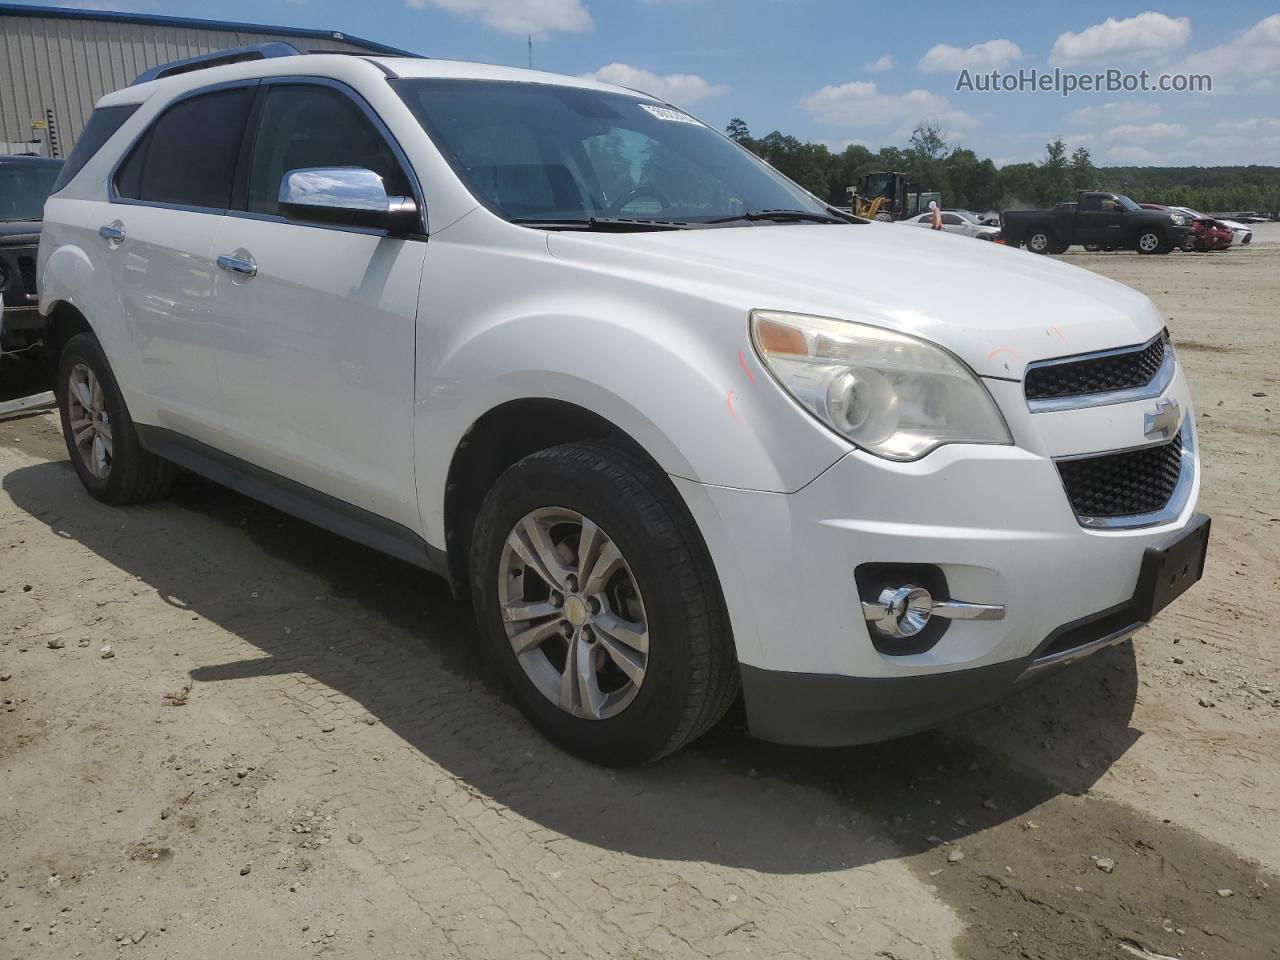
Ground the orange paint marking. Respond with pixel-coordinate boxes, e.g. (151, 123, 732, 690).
(737, 350, 757, 384)
(725, 389, 740, 422)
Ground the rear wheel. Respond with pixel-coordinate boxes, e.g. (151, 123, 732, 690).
(56, 332, 173, 505)
(1082, 242, 1102, 252)
(1026, 228, 1054, 254)
(1136, 229, 1164, 255)
(471, 441, 738, 766)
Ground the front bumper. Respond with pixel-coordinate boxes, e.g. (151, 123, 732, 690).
(739, 514, 1208, 745)
(673, 350, 1203, 746)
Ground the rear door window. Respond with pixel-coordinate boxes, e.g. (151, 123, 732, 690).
(114, 87, 254, 210)
(240, 83, 410, 219)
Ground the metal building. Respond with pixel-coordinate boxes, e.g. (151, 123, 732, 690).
(0, 3, 415, 156)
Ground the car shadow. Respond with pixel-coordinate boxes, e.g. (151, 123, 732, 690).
(3, 458, 1141, 875)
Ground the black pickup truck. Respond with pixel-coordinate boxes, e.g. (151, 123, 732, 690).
(1001, 191, 1193, 255)
(1, 156, 63, 352)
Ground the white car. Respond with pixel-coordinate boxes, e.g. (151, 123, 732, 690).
(904, 209, 1001, 240)
(36, 48, 1209, 764)
(1215, 218, 1253, 246)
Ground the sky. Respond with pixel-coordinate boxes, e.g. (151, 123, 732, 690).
(19, 0, 1280, 167)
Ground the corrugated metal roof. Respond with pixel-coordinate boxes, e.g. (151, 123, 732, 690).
(1, 4, 419, 155)
(0, 3, 417, 56)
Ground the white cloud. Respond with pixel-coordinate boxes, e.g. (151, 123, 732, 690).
(1211, 116, 1280, 135)
(1104, 122, 1188, 141)
(865, 54, 893, 73)
(1050, 12, 1190, 65)
(1178, 14, 1280, 83)
(580, 63, 728, 104)
(408, 0, 590, 37)
(918, 38, 1021, 73)
(1104, 145, 1162, 165)
(800, 81, 976, 132)
(1067, 101, 1161, 126)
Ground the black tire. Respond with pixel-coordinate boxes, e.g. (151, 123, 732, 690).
(1082, 242, 1101, 252)
(55, 332, 174, 505)
(1103, 245, 1118, 252)
(1050, 241, 1070, 254)
(470, 440, 738, 766)
(1025, 227, 1054, 254)
(1180, 234, 1198, 252)
(1136, 229, 1164, 255)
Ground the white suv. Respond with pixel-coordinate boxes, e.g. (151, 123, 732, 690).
(37, 47, 1209, 765)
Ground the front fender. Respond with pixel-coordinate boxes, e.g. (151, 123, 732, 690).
(411, 247, 851, 546)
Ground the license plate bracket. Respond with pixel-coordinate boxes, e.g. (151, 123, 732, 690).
(1133, 514, 1210, 622)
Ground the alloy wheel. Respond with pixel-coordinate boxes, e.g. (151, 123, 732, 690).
(1138, 232, 1160, 253)
(66, 363, 113, 479)
(498, 507, 649, 720)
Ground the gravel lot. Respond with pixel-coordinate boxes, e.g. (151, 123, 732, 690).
(2, 229, 1278, 960)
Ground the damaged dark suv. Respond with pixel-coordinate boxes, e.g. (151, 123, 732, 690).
(1, 156, 63, 352)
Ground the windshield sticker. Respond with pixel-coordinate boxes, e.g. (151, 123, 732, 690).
(640, 104, 701, 125)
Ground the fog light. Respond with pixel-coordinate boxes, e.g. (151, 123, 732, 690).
(863, 584, 933, 638)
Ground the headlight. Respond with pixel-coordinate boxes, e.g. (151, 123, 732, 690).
(750, 310, 1012, 461)
(1170, 214, 1186, 226)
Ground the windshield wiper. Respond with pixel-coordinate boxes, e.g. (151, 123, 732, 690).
(705, 209, 850, 225)
(511, 216, 692, 232)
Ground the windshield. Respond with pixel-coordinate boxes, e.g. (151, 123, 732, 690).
(1115, 194, 1141, 212)
(0, 162, 61, 222)
(392, 79, 831, 225)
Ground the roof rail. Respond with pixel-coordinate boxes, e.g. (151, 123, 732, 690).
(132, 42, 301, 85)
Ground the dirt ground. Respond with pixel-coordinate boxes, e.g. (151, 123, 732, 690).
(2, 227, 1278, 960)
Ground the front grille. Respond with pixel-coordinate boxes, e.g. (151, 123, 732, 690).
(1, 245, 38, 306)
(1026, 335, 1165, 401)
(1057, 427, 1185, 519)
(17, 255, 37, 299)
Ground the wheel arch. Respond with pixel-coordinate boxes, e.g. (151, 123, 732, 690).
(41, 300, 95, 376)
(441, 398, 679, 599)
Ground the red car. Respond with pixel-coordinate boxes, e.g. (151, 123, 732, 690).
(1139, 203, 1231, 251)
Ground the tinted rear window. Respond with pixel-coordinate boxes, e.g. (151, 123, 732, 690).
(50, 104, 138, 194)
(115, 88, 253, 210)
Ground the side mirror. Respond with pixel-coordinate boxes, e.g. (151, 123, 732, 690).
(278, 167, 419, 235)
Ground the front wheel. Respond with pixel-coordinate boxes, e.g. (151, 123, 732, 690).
(56, 332, 174, 505)
(470, 441, 738, 765)
(1180, 234, 1198, 252)
(1136, 230, 1164, 254)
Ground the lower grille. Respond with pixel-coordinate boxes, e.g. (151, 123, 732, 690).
(1057, 427, 1185, 519)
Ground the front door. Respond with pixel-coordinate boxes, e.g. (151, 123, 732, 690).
(207, 80, 427, 533)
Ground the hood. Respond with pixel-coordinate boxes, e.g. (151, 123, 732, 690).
(0, 221, 41, 244)
(547, 221, 1164, 379)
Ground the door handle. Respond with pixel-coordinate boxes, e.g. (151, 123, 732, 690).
(98, 221, 125, 242)
(216, 253, 257, 278)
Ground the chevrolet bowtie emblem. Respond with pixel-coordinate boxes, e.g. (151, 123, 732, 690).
(1145, 397, 1181, 441)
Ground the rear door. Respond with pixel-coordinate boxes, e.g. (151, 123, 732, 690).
(205, 79, 427, 532)
(108, 84, 255, 440)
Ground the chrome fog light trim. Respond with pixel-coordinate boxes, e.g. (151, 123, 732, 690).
(862, 586, 1005, 639)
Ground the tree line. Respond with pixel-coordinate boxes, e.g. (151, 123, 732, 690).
(725, 118, 1280, 215)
